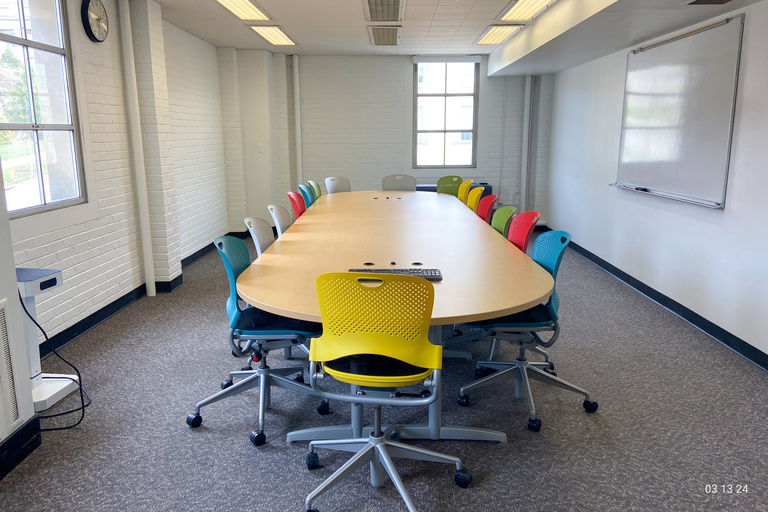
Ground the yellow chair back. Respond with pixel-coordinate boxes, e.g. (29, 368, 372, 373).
(312, 272, 441, 387)
(457, 179, 474, 205)
(466, 186, 485, 213)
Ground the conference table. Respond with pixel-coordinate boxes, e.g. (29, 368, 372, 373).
(236, 190, 554, 443)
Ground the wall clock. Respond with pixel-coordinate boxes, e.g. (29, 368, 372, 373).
(81, 0, 108, 43)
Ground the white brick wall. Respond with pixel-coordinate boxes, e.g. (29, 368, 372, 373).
(163, 22, 228, 258)
(11, 0, 144, 337)
(217, 48, 247, 232)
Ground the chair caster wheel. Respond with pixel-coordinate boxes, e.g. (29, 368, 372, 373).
(240, 366, 252, 371)
(294, 373, 305, 384)
(221, 380, 233, 390)
(474, 367, 495, 378)
(317, 400, 331, 415)
(527, 418, 542, 432)
(250, 430, 266, 446)
(186, 413, 202, 428)
(389, 430, 400, 442)
(548, 361, 555, 370)
(454, 468, 472, 488)
(452, 329, 463, 337)
(544, 369, 557, 377)
(457, 395, 470, 407)
(306, 452, 321, 470)
(583, 400, 599, 413)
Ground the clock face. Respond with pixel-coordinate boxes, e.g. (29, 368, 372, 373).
(81, 0, 108, 43)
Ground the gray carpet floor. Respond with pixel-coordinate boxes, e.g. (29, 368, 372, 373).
(1, 239, 766, 511)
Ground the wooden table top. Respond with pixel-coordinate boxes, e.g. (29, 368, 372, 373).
(237, 191, 553, 325)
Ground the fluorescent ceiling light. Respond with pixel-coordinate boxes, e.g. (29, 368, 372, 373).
(217, 0, 269, 21)
(500, 0, 556, 21)
(476, 25, 522, 45)
(251, 26, 296, 45)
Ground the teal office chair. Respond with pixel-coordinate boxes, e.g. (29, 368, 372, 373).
(491, 206, 516, 237)
(186, 236, 329, 446)
(455, 231, 598, 432)
(436, 175, 462, 197)
(299, 184, 315, 207)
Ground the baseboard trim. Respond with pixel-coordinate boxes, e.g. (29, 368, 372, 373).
(155, 274, 183, 293)
(568, 241, 768, 372)
(0, 417, 41, 481)
(41, 285, 146, 359)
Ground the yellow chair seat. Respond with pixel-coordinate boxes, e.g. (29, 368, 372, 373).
(324, 354, 432, 388)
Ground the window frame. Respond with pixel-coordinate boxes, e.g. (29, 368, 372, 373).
(0, 0, 87, 219)
(412, 61, 479, 169)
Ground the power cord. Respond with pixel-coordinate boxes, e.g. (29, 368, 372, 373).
(17, 290, 90, 431)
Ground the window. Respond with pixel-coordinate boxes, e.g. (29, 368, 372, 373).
(0, 0, 84, 216)
(414, 61, 478, 168)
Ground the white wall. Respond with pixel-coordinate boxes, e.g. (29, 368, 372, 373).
(292, 56, 551, 214)
(548, 2, 768, 354)
(163, 22, 228, 259)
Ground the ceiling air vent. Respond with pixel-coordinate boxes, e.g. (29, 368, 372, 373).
(686, 0, 733, 4)
(364, 0, 405, 22)
(368, 26, 401, 46)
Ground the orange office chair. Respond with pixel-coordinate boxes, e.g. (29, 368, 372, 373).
(507, 211, 540, 253)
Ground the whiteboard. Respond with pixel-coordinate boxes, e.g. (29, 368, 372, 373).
(613, 16, 744, 208)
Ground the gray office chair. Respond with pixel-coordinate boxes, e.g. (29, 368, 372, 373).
(382, 174, 417, 191)
(267, 204, 293, 237)
(325, 176, 351, 194)
(244, 217, 275, 258)
(455, 231, 598, 432)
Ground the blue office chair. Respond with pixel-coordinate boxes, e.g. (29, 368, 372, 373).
(186, 236, 329, 446)
(298, 183, 315, 207)
(455, 231, 598, 432)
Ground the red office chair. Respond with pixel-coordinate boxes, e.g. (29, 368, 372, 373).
(476, 194, 498, 224)
(287, 191, 306, 219)
(507, 211, 540, 253)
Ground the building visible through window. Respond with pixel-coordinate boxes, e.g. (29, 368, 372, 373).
(414, 61, 478, 167)
(0, 0, 84, 215)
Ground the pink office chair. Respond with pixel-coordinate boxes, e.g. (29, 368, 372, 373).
(287, 191, 306, 219)
(476, 194, 498, 224)
(507, 211, 540, 253)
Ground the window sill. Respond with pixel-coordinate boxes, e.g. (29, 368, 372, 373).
(10, 200, 99, 241)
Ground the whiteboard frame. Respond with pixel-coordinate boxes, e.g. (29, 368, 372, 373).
(612, 15, 744, 209)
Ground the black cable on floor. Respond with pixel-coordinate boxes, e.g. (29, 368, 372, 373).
(17, 290, 90, 431)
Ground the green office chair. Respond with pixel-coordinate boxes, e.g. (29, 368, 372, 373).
(186, 236, 329, 446)
(491, 206, 516, 237)
(304, 272, 471, 512)
(455, 231, 598, 432)
(436, 175, 462, 197)
(307, 180, 322, 200)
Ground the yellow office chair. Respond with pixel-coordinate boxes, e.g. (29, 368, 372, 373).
(466, 186, 485, 213)
(304, 272, 471, 512)
(457, 179, 474, 204)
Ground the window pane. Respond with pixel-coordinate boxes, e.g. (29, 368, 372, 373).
(417, 63, 445, 94)
(416, 133, 444, 166)
(1, 129, 43, 211)
(446, 96, 474, 130)
(0, 0, 23, 38)
(446, 62, 475, 94)
(417, 96, 444, 130)
(30, 48, 69, 124)
(39, 129, 77, 202)
(445, 132, 473, 166)
(22, 0, 62, 47)
(0, 41, 33, 123)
